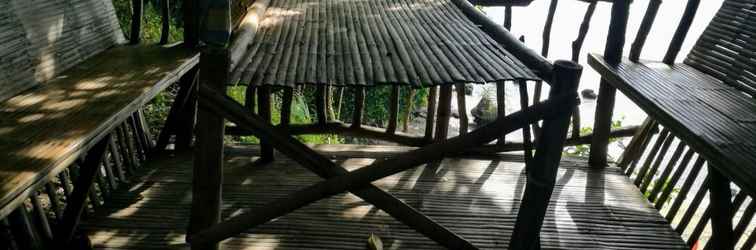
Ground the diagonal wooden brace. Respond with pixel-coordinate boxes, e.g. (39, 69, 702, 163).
(194, 85, 477, 249)
(189, 85, 578, 247)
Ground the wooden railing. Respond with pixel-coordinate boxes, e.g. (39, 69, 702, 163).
(0, 112, 154, 250)
(587, 0, 756, 248)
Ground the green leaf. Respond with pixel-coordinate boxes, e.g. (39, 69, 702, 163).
(366, 233, 383, 250)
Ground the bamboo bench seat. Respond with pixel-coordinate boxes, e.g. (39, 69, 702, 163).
(589, 0, 756, 196)
(0, 44, 198, 217)
(589, 54, 756, 195)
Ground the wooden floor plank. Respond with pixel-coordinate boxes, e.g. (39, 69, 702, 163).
(81, 144, 686, 249)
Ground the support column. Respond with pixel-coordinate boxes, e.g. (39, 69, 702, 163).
(510, 60, 581, 250)
(189, 1, 231, 249)
(589, 0, 631, 168)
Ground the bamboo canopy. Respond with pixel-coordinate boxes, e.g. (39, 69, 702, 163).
(230, 0, 540, 87)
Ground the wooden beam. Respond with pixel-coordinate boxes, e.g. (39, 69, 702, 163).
(156, 68, 199, 152)
(589, 0, 631, 168)
(189, 28, 230, 249)
(629, 0, 662, 61)
(176, 69, 200, 151)
(663, 0, 701, 64)
(386, 86, 400, 134)
(496, 81, 507, 145)
(189, 82, 578, 247)
(424, 86, 438, 141)
(351, 86, 365, 128)
(193, 86, 539, 249)
(518, 80, 533, 163)
(257, 86, 274, 162)
(435, 85, 453, 141)
(160, 0, 171, 44)
(451, 0, 553, 79)
(316, 85, 328, 125)
(281, 87, 294, 128)
(510, 60, 581, 250)
(456, 84, 468, 135)
(229, 0, 271, 70)
(54, 136, 110, 247)
(130, 0, 144, 44)
(708, 166, 734, 250)
(8, 206, 40, 249)
(183, 0, 199, 47)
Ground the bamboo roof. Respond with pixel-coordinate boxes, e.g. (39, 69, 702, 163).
(230, 0, 540, 87)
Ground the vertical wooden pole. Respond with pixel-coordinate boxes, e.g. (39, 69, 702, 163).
(663, 0, 701, 64)
(30, 192, 53, 243)
(518, 80, 533, 163)
(156, 68, 199, 152)
(281, 87, 294, 128)
(510, 60, 581, 250)
(176, 70, 200, 151)
(183, 0, 199, 47)
(190, 1, 230, 248)
(503, 5, 512, 30)
(54, 136, 110, 247)
(589, 0, 631, 168)
(434, 85, 453, 141)
(352, 86, 365, 128)
(424, 86, 437, 141)
(386, 86, 400, 134)
(130, 0, 144, 44)
(45, 182, 64, 220)
(160, 0, 171, 44)
(629, 0, 662, 61)
(8, 206, 40, 250)
(708, 166, 734, 250)
(455, 84, 468, 135)
(316, 85, 328, 125)
(257, 86, 274, 162)
(403, 88, 416, 132)
(190, 49, 228, 250)
(496, 81, 507, 145)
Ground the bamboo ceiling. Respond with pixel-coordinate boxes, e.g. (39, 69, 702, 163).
(231, 0, 540, 87)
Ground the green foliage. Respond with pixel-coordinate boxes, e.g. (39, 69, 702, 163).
(112, 0, 183, 44)
(563, 116, 625, 159)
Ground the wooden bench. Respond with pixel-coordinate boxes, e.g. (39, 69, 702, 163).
(589, 0, 756, 248)
(0, 0, 198, 248)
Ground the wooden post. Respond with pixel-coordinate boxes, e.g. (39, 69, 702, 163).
(183, 0, 199, 47)
(629, 0, 662, 61)
(510, 60, 581, 250)
(189, 1, 231, 248)
(708, 166, 734, 250)
(386, 86, 400, 134)
(176, 70, 199, 151)
(403, 88, 416, 132)
(281, 87, 293, 128)
(30, 192, 53, 242)
(130, 0, 143, 44)
(496, 81, 506, 145)
(156, 67, 199, 152)
(54, 136, 110, 247)
(424, 86, 437, 141)
(351, 86, 365, 128)
(663, 0, 701, 64)
(8, 206, 40, 250)
(503, 5, 512, 30)
(190, 49, 228, 250)
(257, 86, 274, 162)
(160, 0, 171, 44)
(589, 0, 631, 168)
(518, 80, 533, 163)
(316, 85, 328, 125)
(456, 84, 468, 135)
(45, 182, 63, 220)
(434, 85, 452, 141)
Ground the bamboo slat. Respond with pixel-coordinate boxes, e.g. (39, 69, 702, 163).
(232, 0, 539, 87)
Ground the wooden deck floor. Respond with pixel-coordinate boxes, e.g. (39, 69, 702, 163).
(81, 144, 686, 249)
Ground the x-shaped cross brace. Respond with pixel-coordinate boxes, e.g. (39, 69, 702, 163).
(188, 72, 579, 249)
